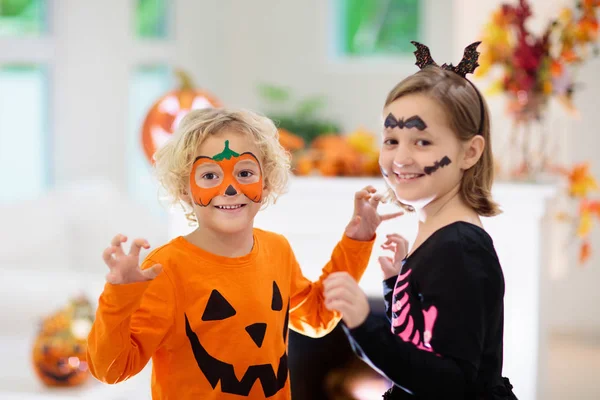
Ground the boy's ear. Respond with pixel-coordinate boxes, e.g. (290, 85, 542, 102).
(180, 188, 193, 207)
(261, 185, 270, 201)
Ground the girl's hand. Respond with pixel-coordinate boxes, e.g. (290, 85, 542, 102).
(378, 233, 409, 280)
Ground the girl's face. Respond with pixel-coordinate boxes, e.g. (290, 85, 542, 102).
(379, 93, 476, 210)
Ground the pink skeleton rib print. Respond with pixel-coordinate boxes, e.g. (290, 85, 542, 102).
(391, 267, 439, 354)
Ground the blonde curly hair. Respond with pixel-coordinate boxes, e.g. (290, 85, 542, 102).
(153, 108, 291, 224)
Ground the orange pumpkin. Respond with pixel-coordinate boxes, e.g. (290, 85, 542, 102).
(32, 334, 90, 387)
(141, 70, 222, 164)
(294, 153, 316, 176)
(277, 128, 305, 152)
(32, 296, 95, 387)
(311, 136, 364, 177)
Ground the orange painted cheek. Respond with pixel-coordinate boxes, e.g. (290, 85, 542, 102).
(190, 158, 223, 207)
(239, 179, 263, 203)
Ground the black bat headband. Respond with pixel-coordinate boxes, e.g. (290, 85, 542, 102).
(410, 41, 485, 135)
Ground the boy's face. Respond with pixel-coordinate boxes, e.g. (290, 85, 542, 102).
(187, 129, 266, 234)
(379, 93, 467, 209)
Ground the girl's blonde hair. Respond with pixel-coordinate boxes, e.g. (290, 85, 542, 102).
(153, 108, 291, 224)
(384, 66, 501, 217)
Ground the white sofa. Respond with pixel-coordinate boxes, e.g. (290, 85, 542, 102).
(0, 180, 168, 399)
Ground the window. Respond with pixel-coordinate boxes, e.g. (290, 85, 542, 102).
(335, 0, 420, 57)
(0, 0, 47, 37)
(127, 66, 172, 218)
(0, 65, 49, 202)
(135, 0, 168, 39)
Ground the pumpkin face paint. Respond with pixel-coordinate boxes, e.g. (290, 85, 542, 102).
(190, 140, 263, 207)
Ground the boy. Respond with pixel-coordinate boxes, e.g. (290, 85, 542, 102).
(87, 108, 402, 399)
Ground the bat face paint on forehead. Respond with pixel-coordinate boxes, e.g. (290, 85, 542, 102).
(423, 156, 451, 175)
(384, 114, 427, 131)
(190, 140, 263, 207)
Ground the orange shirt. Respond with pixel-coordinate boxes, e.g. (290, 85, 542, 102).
(87, 228, 374, 399)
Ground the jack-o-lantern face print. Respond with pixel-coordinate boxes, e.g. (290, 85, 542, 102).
(190, 140, 263, 207)
(185, 281, 290, 397)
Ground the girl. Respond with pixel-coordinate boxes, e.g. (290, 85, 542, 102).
(323, 42, 518, 400)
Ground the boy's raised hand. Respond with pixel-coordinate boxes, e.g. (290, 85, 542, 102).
(344, 185, 404, 241)
(102, 234, 162, 285)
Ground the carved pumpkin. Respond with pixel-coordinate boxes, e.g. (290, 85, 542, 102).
(185, 281, 290, 397)
(141, 70, 222, 164)
(32, 334, 89, 387)
(32, 296, 94, 387)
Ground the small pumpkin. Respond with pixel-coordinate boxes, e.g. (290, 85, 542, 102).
(32, 333, 89, 387)
(277, 128, 305, 152)
(311, 136, 364, 177)
(293, 153, 316, 176)
(141, 70, 222, 164)
(32, 296, 95, 387)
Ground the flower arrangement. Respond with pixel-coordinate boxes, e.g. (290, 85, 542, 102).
(477, 0, 599, 122)
(477, 0, 600, 265)
(551, 162, 600, 263)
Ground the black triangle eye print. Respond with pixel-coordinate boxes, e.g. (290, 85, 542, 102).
(202, 290, 237, 321)
(245, 323, 267, 348)
(271, 281, 283, 311)
(283, 300, 290, 343)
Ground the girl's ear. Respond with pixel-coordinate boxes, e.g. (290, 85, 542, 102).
(462, 135, 485, 170)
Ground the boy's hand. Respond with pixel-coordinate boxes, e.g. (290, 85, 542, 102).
(344, 185, 404, 241)
(323, 272, 369, 329)
(102, 234, 162, 285)
(379, 233, 409, 280)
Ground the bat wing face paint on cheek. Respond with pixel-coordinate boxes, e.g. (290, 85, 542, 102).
(379, 165, 389, 178)
(190, 140, 263, 207)
(423, 156, 451, 175)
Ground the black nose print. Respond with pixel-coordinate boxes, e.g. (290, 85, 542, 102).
(224, 185, 238, 196)
(245, 323, 267, 348)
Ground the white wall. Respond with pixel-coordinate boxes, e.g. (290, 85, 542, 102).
(50, 0, 224, 192)
(547, 57, 600, 333)
(215, 0, 454, 131)
(454, 0, 600, 333)
(214, 0, 600, 332)
(10, 0, 598, 331)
